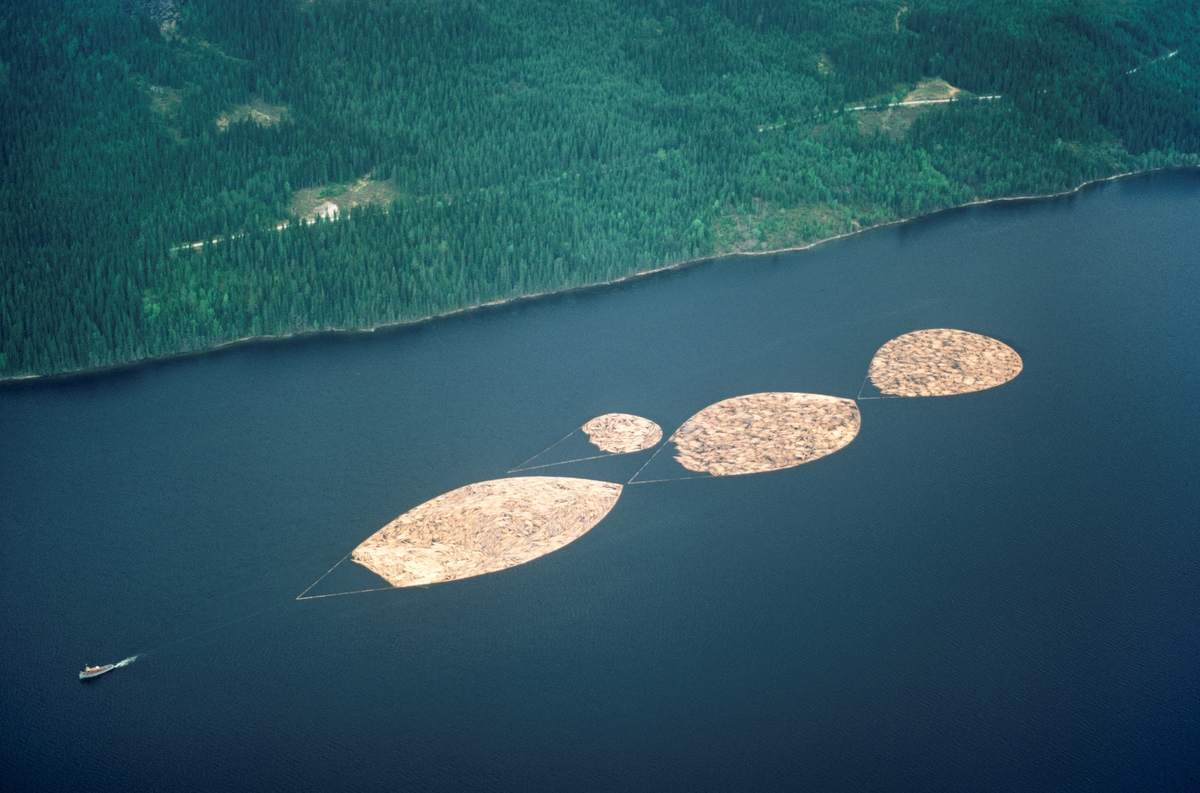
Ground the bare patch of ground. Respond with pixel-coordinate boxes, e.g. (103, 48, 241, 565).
(868, 329, 1023, 396)
(853, 79, 976, 137)
(582, 414, 662, 454)
(351, 477, 623, 587)
(289, 176, 400, 221)
(904, 78, 961, 102)
(670, 393, 861, 476)
(215, 96, 289, 131)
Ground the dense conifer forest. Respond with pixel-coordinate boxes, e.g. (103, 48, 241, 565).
(1, 0, 1197, 377)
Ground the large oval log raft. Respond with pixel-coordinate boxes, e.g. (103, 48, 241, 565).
(352, 476, 622, 587)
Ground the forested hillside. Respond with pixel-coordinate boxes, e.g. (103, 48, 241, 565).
(2, 0, 1197, 378)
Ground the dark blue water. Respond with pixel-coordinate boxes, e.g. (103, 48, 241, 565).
(2, 171, 1198, 792)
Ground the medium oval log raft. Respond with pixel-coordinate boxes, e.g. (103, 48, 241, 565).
(352, 476, 622, 587)
(582, 413, 662, 454)
(869, 329, 1022, 396)
(670, 392, 861, 476)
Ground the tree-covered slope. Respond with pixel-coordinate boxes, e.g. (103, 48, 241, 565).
(1, 0, 1197, 377)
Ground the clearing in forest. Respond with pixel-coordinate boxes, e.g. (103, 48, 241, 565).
(853, 78, 973, 137)
(289, 177, 400, 221)
(714, 200, 854, 254)
(215, 96, 289, 131)
(902, 78, 962, 103)
(144, 84, 184, 142)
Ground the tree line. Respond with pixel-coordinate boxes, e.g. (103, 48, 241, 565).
(1, 0, 1197, 376)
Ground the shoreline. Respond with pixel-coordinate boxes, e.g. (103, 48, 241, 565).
(4, 164, 1195, 387)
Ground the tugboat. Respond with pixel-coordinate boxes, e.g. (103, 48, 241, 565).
(79, 663, 115, 680)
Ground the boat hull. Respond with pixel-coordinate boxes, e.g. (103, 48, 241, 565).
(79, 665, 115, 680)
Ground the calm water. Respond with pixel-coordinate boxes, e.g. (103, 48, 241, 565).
(2, 171, 1199, 792)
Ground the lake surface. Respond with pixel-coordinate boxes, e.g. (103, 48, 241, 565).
(2, 171, 1198, 792)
